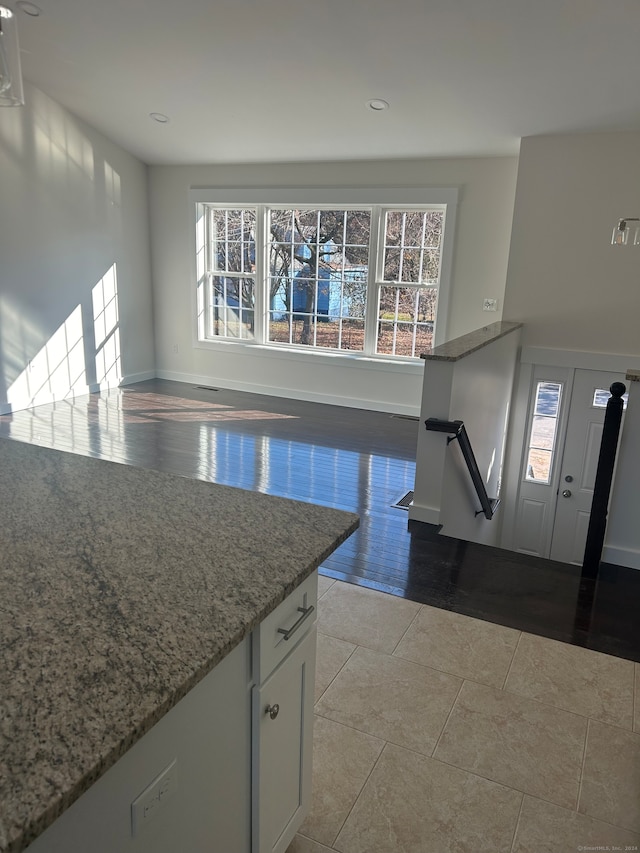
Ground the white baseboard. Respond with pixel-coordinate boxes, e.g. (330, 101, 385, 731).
(120, 370, 156, 386)
(155, 369, 421, 417)
(602, 544, 640, 571)
(408, 503, 441, 525)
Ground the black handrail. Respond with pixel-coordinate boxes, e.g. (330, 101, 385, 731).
(425, 418, 500, 520)
(581, 382, 626, 579)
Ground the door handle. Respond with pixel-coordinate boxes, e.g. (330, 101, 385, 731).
(562, 489, 572, 498)
(277, 605, 315, 641)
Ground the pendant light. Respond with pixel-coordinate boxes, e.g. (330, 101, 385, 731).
(0, 4, 24, 107)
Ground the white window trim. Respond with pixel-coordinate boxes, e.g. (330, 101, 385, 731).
(189, 187, 458, 362)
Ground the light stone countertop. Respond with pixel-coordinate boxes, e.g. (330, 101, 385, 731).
(420, 321, 523, 362)
(0, 438, 358, 853)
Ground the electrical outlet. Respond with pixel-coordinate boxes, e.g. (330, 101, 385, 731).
(131, 759, 177, 837)
(172, 344, 179, 353)
(482, 298, 498, 312)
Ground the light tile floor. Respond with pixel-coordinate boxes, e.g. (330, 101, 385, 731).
(287, 578, 640, 853)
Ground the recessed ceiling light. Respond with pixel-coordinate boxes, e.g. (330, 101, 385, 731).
(149, 112, 170, 124)
(367, 99, 389, 111)
(16, 1, 42, 16)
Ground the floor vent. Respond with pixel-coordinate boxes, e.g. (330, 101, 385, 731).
(391, 414, 419, 422)
(196, 386, 220, 392)
(392, 490, 414, 509)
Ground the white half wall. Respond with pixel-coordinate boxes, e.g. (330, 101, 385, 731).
(149, 157, 517, 413)
(410, 327, 521, 546)
(0, 84, 155, 414)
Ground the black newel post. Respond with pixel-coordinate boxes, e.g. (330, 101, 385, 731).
(581, 382, 626, 579)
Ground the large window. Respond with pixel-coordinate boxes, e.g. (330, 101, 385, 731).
(195, 191, 455, 360)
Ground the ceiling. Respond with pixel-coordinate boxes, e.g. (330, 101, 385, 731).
(12, 0, 640, 166)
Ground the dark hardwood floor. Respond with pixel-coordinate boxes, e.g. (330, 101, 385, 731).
(2, 379, 638, 663)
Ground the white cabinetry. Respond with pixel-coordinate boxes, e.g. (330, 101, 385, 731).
(24, 573, 318, 853)
(252, 572, 317, 853)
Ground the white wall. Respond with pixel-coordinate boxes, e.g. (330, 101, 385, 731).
(503, 131, 640, 354)
(502, 131, 640, 568)
(0, 84, 155, 414)
(149, 157, 517, 414)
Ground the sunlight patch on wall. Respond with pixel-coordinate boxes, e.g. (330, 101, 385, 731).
(104, 161, 121, 207)
(33, 95, 95, 184)
(93, 263, 121, 387)
(6, 305, 86, 412)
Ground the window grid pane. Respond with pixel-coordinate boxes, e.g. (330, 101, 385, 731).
(267, 208, 370, 352)
(382, 210, 443, 284)
(376, 285, 436, 357)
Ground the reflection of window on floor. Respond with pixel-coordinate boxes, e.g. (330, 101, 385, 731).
(525, 381, 563, 484)
(196, 199, 455, 360)
(92, 263, 121, 386)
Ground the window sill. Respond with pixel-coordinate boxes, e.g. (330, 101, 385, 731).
(193, 338, 425, 374)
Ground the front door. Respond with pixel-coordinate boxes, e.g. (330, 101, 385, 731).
(549, 369, 625, 564)
(512, 367, 625, 564)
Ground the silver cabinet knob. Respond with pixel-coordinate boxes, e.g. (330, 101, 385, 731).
(562, 489, 572, 498)
(265, 704, 279, 720)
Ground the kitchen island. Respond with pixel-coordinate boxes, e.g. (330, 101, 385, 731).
(0, 438, 358, 853)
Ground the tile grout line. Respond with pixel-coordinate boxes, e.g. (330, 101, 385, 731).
(327, 739, 389, 851)
(313, 639, 358, 707)
(390, 603, 422, 656)
(508, 792, 526, 853)
(575, 717, 591, 815)
(501, 629, 524, 691)
(430, 677, 465, 758)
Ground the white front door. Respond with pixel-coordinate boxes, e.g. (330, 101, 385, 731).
(549, 369, 625, 564)
(511, 367, 625, 564)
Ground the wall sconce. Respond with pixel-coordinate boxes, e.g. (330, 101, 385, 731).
(612, 218, 640, 246)
(0, 3, 24, 107)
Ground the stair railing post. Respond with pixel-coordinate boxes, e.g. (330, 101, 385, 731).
(581, 382, 626, 579)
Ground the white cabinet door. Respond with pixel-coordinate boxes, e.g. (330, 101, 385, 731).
(252, 626, 316, 853)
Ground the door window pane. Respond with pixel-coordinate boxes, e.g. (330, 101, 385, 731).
(525, 382, 562, 484)
(592, 388, 628, 409)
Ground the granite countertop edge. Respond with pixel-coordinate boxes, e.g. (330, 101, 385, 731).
(420, 321, 523, 362)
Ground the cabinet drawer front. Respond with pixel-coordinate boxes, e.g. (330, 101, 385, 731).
(254, 571, 318, 684)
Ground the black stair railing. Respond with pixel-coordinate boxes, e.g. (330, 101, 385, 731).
(425, 418, 500, 520)
(582, 382, 626, 579)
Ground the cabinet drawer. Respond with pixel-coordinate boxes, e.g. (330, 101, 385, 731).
(253, 571, 317, 685)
